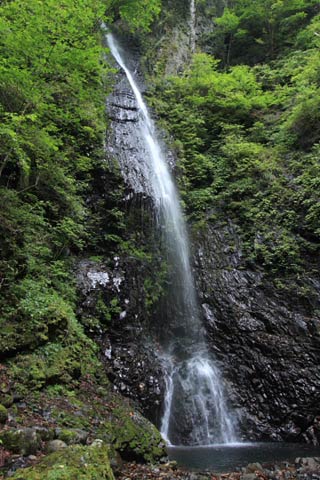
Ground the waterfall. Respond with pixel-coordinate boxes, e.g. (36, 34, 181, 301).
(190, 0, 196, 53)
(106, 33, 237, 446)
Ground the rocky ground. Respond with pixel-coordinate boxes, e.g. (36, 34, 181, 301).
(2, 447, 320, 480)
(0, 369, 165, 479)
(114, 457, 320, 480)
(0, 384, 319, 480)
(1, 384, 319, 480)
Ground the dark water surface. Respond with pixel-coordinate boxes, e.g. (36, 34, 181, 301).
(168, 443, 320, 472)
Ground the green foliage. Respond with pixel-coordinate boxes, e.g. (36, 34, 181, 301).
(148, 3, 320, 275)
(204, 0, 319, 64)
(0, 0, 139, 406)
(0, 0, 112, 350)
(143, 260, 167, 311)
(116, 0, 162, 32)
(6, 316, 101, 396)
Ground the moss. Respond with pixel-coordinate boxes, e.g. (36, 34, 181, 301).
(0, 282, 76, 356)
(107, 407, 165, 463)
(0, 393, 14, 407)
(0, 428, 41, 455)
(2, 374, 164, 465)
(0, 403, 8, 424)
(57, 429, 79, 444)
(56, 429, 88, 445)
(49, 400, 165, 462)
(10, 444, 115, 480)
(0, 429, 21, 452)
(6, 321, 103, 396)
(40, 383, 165, 463)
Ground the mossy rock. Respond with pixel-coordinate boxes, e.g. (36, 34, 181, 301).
(10, 444, 115, 480)
(108, 407, 166, 462)
(56, 428, 89, 445)
(0, 393, 14, 407)
(0, 428, 41, 455)
(44, 385, 165, 463)
(0, 403, 8, 423)
(6, 330, 101, 396)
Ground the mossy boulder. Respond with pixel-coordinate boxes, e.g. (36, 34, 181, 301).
(10, 444, 115, 480)
(0, 428, 41, 455)
(46, 439, 68, 453)
(55, 428, 89, 445)
(0, 403, 8, 424)
(0, 393, 14, 407)
(43, 384, 165, 463)
(108, 407, 165, 462)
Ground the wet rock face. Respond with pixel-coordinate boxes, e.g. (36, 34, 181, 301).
(193, 221, 320, 444)
(106, 41, 175, 197)
(85, 44, 175, 427)
(106, 65, 156, 198)
(76, 255, 165, 426)
(105, 341, 164, 423)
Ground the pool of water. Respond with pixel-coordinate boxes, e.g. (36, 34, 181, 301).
(167, 443, 320, 472)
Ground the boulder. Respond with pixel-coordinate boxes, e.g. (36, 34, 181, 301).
(0, 403, 8, 424)
(46, 439, 68, 453)
(9, 444, 115, 480)
(0, 428, 41, 455)
(55, 428, 89, 445)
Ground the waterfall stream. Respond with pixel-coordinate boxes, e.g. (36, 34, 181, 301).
(106, 33, 237, 446)
(190, 0, 196, 53)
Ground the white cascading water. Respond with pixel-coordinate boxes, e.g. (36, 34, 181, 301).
(107, 33, 237, 446)
(190, 0, 196, 53)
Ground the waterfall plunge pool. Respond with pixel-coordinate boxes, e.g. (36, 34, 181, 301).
(167, 443, 320, 472)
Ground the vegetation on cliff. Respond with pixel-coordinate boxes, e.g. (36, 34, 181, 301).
(0, 0, 163, 475)
(0, 0, 161, 359)
(147, 0, 320, 283)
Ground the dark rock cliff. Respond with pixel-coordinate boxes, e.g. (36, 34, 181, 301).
(77, 26, 320, 445)
(77, 45, 167, 427)
(194, 221, 320, 444)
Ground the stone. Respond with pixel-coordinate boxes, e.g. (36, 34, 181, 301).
(298, 457, 319, 471)
(4, 456, 29, 477)
(55, 428, 89, 445)
(77, 256, 166, 425)
(0, 403, 8, 424)
(46, 439, 68, 453)
(241, 474, 257, 480)
(9, 444, 115, 479)
(188, 474, 202, 480)
(160, 460, 178, 470)
(27, 455, 37, 461)
(193, 221, 320, 442)
(0, 428, 41, 455)
(246, 462, 264, 473)
(90, 439, 104, 448)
